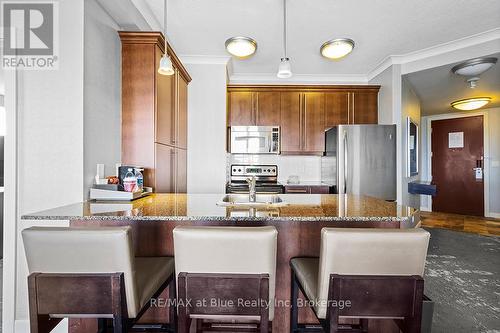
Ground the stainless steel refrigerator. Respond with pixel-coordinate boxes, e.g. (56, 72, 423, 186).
(321, 125, 397, 201)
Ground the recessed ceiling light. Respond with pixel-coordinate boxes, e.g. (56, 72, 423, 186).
(225, 36, 257, 58)
(451, 97, 491, 111)
(320, 38, 355, 60)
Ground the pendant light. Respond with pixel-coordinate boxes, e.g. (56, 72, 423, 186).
(158, 0, 174, 76)
(277, 0, 292, 78)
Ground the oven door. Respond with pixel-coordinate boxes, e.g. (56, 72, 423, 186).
(230, 126, 279, 154)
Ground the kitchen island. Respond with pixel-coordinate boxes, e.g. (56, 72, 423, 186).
(22, 194, 418, 333)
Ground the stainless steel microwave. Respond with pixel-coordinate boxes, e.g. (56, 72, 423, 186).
(230, 126, 280, 154)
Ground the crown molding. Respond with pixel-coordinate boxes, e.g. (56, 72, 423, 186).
(179, 55, 231, 65)
(229, 73, 368, 85)
(368, 28, 500, 80)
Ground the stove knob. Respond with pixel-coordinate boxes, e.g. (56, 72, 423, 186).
(233, 168, 236, 172)
(238, 169, 242, 172)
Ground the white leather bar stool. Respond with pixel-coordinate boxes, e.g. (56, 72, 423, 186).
(173, 225, 277, 333)
(22, 226, 176, 333)
(290, 228, 430, 333)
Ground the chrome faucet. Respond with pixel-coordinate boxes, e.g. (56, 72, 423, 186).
(246, 176, 257, 202)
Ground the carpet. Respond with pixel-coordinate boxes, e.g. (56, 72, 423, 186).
(424, 228, 500, 332)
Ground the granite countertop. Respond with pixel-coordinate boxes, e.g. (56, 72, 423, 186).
(21, 193, 417, 223)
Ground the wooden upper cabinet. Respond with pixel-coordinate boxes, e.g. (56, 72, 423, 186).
(256, 92, 281, 126)
(228, 91, 281, 126)
(303, 92, 325, 153)
(227, 85, 379, 155)
(280, 92, 302, 153)
(228, 92, 254, 125)
(325, 92, 349, 127)
(352, 91, 378, 124)
(177, 72, 188, 149)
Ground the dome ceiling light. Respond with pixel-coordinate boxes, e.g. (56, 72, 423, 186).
(225, 36, 257, 58)
(451, 97, 491, 111)
(320, 38, 355, 60)
(451, 57, 497, 88)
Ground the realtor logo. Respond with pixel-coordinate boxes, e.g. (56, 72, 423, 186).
(2, 1, 59, 69)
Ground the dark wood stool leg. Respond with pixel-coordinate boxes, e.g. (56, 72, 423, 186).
(178, 273, 191, 333)
(259, 277, 269, 333)
(290, 270, 299, 332)
(111, 274, 128, 333)
(28, 274, 62, 333)
(169, 277, 178, 332)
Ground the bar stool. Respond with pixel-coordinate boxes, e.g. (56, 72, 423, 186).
(290, 228, 430, 333)
(22, 226, 177, 333)
(173, 225, 277, 333)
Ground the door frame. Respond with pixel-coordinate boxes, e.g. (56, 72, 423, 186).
(425, 111, 491, 217)
(1, 32, 19, 333)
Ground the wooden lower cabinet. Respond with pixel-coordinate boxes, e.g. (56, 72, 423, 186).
(155, 144, 187, 193)
(285, 185, 330, 194)
(176, 148, 187, 193)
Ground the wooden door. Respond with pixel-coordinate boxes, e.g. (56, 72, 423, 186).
(325, 92, 349, 128)
(280, 92, 302, 153)
(256, 92, 281, 126)
(303, 92, 325, 153)
(155, 143, 175, 193)
(352, 91, 378, 124)
(156, 48, 176, 146)
(228, 92, 254, 125)
(175, 148, 187, 193)
(176, 72, 188, 149)
(431, 116, 484, 216)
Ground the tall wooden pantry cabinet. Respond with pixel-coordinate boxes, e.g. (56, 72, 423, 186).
(119, 32, 191, 193)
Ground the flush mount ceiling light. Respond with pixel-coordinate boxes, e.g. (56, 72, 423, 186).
(225, 36, 257, 58)
(451, 57, 497, 88)
(320, 38, 355, 60)
(277, 0, 292, 78)
(158, 0, 174, 75)
(451, 97, 491, 111)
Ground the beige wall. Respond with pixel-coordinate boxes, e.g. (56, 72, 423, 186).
(401, 79, 422, 208)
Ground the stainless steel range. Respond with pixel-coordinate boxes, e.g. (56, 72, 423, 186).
(226, 164, 284, 194)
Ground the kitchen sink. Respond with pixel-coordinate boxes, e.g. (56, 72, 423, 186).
(217, 194, 288, 208)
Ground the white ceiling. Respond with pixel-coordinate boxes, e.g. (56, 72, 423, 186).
(405, 52, 500, 116)
(134, 0, 500, 77)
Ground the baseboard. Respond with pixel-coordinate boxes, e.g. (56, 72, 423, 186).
(16, 319, 68, 333)
(486, 212, 500, 219)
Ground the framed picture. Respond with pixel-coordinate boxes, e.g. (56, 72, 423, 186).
(407, 117, 418, 177)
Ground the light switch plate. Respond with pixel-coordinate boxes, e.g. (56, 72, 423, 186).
(492, 160, 500, 168)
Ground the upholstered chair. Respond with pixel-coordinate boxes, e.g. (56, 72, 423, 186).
(22, 226, 176, 333)
(173, 225, 278, 333)
(290, 228, 430, 333)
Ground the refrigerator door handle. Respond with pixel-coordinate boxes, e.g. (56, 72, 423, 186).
(344, 133, 348, 194)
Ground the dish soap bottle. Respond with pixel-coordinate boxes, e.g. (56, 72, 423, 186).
(134, 168, 144, 193)
(123, 168, 137, 192)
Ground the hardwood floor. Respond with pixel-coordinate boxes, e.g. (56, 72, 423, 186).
(420, 211, 500, 237)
